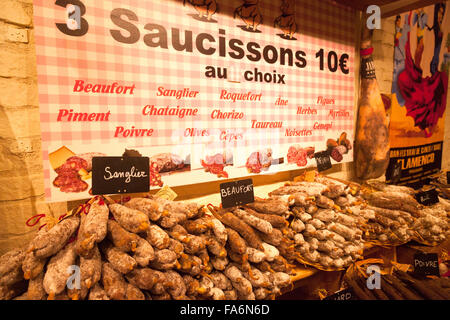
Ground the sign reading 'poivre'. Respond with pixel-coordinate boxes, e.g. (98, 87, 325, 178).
(92, 157, 149, 195)
(413, 252, 440, 276)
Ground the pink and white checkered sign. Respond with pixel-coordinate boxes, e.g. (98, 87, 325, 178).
(33, 0, 355, 202)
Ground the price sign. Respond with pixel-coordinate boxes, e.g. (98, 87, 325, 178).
(220, 179, 254, 209)
(413, 253, 440, 277)
(415, 189, 439, 206)
(324, 288, 355, 300)
(92, 157, 149, 195)
(315, 151, 332, 172)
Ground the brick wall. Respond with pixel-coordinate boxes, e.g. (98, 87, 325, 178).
(0, 5, 448, 255)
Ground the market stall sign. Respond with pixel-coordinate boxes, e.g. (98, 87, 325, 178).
(413, 253, 440, 277)
(33, 0, 355, 202)
(415, 189, 439, 206)
(220, 179, 254, 209)
(389, 161, 402, 185)
(324, 287, 355, 300)
(92, 157, 149, 195)
(315, 151, 332, 172)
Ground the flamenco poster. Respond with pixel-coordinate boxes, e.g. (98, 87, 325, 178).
(386, 2, 450, 188)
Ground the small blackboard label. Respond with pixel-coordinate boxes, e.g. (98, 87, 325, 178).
(391, 161, 402, 184)
(324, 288, 355, 300)
(92, 157, 149, 195)
(315, 151, 332, 172)
(415, 189, 439, 206)
(220, 179, 254, 209)
(413, 253, 440, 276)
(447, 171, 450, 185)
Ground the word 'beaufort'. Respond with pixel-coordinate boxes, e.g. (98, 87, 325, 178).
(73, 80, 136, 95)
(221, 184, 253, 197)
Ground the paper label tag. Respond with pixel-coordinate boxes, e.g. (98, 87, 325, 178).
(220, 179, 254, 209)
(92, 157, 149, 195)
(155, 185, 178, 201)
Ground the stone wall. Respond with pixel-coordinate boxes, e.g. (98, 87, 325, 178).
(0, 3, 448, 255)
(0, 0, 66, 254)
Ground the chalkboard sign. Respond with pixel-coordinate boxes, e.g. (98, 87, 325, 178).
(413, 253, 440, 276)
(220, 179, 254, 209)
(447, 171, 450, 185)
(391, 161, 402, 185)
(92, 157, 149, 195)
(415, 189, 439, 206)
(324, 288, 355, 300)
(315, 151, 332, 172)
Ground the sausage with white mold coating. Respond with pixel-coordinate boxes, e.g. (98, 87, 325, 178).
(80, 244, 102, 291)
(232, 208, 273, 234)
(165, 270, 187, 300)
(255, 228, 283, 247)
(102, 262, 127, 300)
(133, 238, 155, 267)
(146, 224, 171, 250)
(100, 241, 137, 274)
(225, 228, 247, 255)
(109, 203, 150, 233)
(22, 251, 46, 280)
(27, 272, 46, 300)
(224, 265, 253, 297)
(167, 238, 184, 258)
(204, 235, 227, 258)
(29, 215, 80, 259)
(210, 272, 233, 291)
(75, 198, 109, 257)
(124, 197, 164, 221)
(244, 266, 271, 288)
(210, 256, 229, 271)
(212, 209, 263, 250)
(125, 267, 160, 291)
(88, 283, 110, 300)
(0, 249, 25, 287)
(43, 242, 78, 300)
(243, 207, 289, 228)
(107, 220, 140, 253)
(149, 249, 178, 270)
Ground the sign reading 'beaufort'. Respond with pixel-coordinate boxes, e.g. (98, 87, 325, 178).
(92, 157, 149, 195)
(220, 179, 254, 209)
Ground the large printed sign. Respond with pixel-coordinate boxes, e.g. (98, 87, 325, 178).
(33, 0, 355, 201)
(386, 2, 449, 188)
